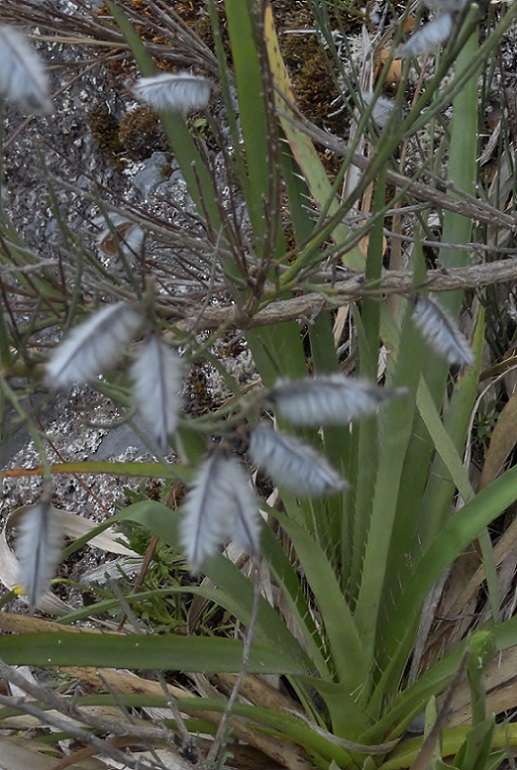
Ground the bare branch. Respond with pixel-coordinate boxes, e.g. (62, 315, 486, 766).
(170, 258, 517, 331)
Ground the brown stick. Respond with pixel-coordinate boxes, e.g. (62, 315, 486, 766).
(168, 258, 517, 331)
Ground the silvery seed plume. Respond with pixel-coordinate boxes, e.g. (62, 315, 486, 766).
(131, 73, 211, 113)
(16, 502, 63, 611)
(249, 425, 348, 497)
(131, 334, 183, 453)
(0, 25, 53, 114)
(46, 302, 143, 388)
(412, 295, 473, 366)
(181, 450, 260, 575)
(397, 13, 454, 58)
(362, 92, 397, 128)
(268, 374, 399, 426)
(96, 215, 145, 260)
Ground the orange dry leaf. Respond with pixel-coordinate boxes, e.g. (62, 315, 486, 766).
(374, 48, 402, 86)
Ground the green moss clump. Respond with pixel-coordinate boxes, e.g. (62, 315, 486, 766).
(118, 106, 168, 161)
(282, 33, 344, 135)
(87, 102, 126, 171)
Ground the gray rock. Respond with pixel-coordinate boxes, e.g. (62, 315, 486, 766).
(133, 152, 171, 199)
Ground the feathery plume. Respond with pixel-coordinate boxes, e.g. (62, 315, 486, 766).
(249, 425, 348, 496)
(268, 374, 400, 426)
(131, 334, 183, 452)
(46, 302, 143, 388)
(16, 502, 63, 611)
(0, 25, 53, 114)
(181, 450, 259, 574)
(362, 92, 397, 128)
(412, 295, 473, 366)
(397, 13, 454, 58)
(96, 215, 145, 260)
(131, 73, 211, 113)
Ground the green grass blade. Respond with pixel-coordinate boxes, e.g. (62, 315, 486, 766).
(354, 300, 423, 671)
(118, 501, 312, 665)
(0, 632, 303, 674)
(260, 513, 330, 677)
(418, 304, 484, 539)
(270, 509, 367, 694)
(224, 0, 269, 239)
(374, 463, 517, 702)
(246, 322, 307, 386)
(348, 174, 385, 598)
(415, 28, 478, 437)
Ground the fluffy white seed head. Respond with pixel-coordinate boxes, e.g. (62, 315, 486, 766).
(249, 425, 348, 497)
(268, 374, 400, 426)
(397, 13, 454, 58)
(46, 302, 143, 388)
(131, 73, 211, 113)
(131, 334, 183, 452)
(181, 451, 260, 574)
(0, 25, 53, 114)
(16, 502, 63, 611)
(412, 296, 473, 366)
(362, 92, 398, 128)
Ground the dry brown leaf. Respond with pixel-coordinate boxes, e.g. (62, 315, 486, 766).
(479, 387, 517, 488)
(211, 673, 301, 714)
(0, 612, 100, 634)
(64, 667, 312, 770)
(445, 646, 517, 726)
(64, 666, 190, 700)
(0, 737, 97, 770)
(374, 48, 403, 86)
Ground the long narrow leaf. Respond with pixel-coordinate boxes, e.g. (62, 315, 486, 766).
(354, 300, 424, 681)
(0, 632, 303, 675)
(375, 463, 517, 703)
(270, 509, 368, 695)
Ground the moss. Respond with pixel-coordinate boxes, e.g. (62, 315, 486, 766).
(87, 102, 126, 171)
(282, 33, 344, 135)
(118, 106, 168, 161)
(185, 367, 216, 416)
(88, 103, 170, 166)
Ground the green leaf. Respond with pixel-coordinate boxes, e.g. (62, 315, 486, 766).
(270, 509, 367, 694)
(260, 519, 329, 677)
(224, 0, 269, 239)
(119, 501, 312, 670)
(454, 718, 495, 770)
(466, 631, 495, 726)
(246, 322, 307, 386)
(354, 297, 423, 679)
(373, 465, 517, 707)
(0, 633, 303, 674)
